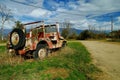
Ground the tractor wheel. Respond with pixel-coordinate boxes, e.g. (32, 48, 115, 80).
(10, 28, 26, 50)
(33, 44, 48, 60)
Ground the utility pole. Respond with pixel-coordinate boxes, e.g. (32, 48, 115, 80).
(88, 24, 91, 31)
(111, 16, 113, 32)
(110, 16, 114, 40)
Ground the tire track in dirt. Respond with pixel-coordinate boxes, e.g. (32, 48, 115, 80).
(80, 41, 120, 80)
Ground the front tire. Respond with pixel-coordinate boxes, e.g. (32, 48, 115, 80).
(34, 44, 48, 60)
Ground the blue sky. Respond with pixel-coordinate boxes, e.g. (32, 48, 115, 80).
(0, 0, 120, 31)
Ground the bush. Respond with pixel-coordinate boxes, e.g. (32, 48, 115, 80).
(77, 30, 94, 40)
(61, 28, 69, 39)
(110, 30, 120, 39)
(68, 32, 78, 40)
(77, 30, 107, 40)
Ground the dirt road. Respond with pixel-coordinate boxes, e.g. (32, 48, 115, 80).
(0, 43, 6, 46)
(80, 41, 120, 80)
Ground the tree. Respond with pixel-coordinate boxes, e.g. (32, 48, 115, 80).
(14, 21, 23, 29)
(68, 32, 78, 39)
(110, 30, 120, 39)
(61, 20, 72, 39)
(61, 28, 69, 39)
(0, 4, 13, 40)
(78, 30, 93, 40)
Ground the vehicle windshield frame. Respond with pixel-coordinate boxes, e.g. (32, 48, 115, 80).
(45, 25, 57, 33)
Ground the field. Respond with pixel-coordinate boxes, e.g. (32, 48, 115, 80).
(0, 42, 101, 80)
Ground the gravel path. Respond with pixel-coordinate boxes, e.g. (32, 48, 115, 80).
(81, 41, 120, 80)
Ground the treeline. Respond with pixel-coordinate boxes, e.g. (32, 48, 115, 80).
(61, 29, 120, 40)
(110, 30, 120, 39)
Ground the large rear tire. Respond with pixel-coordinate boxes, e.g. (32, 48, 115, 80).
(10, 28, 26, 50)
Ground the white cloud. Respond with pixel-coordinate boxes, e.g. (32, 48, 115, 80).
(67, 0, 120, 18)
(117, 17, 120, 22)
(91, 0, 120, 10)
(67, 2, 78, 9)
(29, 8, 52, 18)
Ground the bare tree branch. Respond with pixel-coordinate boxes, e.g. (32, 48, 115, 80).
(0, 4, 13, 40)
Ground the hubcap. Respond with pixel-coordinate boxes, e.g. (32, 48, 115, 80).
(11, 32, 19, 46)
(38, 48, 46, 59)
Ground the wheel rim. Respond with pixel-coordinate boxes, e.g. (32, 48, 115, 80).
(38, 48, 46, 59)
(11, 32, 19, 46)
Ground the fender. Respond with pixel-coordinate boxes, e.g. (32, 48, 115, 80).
(38, 39, 53, 49)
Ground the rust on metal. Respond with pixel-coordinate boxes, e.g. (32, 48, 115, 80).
(23, 21, 44, 26)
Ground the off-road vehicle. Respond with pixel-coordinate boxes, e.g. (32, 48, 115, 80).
(7, 21, 67, 59)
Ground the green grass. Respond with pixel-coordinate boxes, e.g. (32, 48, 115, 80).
(0, 46, 6, 53)
(0, 42, 101, 80)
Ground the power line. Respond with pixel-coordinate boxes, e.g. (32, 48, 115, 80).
(10, 0, 42, 8)
(9, 0, 120, 31)
(9, 0, 85, 16)
(10, 0, 120, 20)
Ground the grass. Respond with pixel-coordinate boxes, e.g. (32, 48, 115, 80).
(0, 46, 6, 52)
(0, 42, 102, 80)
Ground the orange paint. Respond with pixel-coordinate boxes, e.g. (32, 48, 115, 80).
(18, 50, 26, 55)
